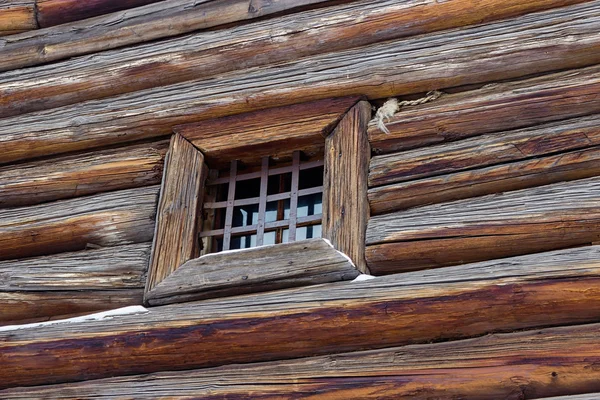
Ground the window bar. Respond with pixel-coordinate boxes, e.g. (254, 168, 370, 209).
(222, 160, 237, 251)
(288, 150, 300, 241)
(256, 156, 269, 246)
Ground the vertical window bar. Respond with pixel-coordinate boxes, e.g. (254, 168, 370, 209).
(256, 156, 269, 246)
(222, 160, 237, 251)
(288, 151, 300, 241)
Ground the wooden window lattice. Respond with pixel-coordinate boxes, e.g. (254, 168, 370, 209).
(200, 151, 323, 252)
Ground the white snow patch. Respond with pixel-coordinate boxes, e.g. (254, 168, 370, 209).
(0, 305, 149, 332)
(352, 274, 376, 282)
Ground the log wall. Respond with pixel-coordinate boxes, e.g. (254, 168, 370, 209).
(2, 1, 600, 164)
(4, 323, 600, 399)
(1, 245, 600, 388)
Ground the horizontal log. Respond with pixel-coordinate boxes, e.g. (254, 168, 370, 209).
(369, 114, 600, 188)
(0, 243, 149, 324)
(1, 245, 600, 389)
(0, 290, 144, 326)
(369, 67, 600, 155)
(0, 185, 158, 261)
(0, 243, 150, 291)
(369, 146, 600, 214)
(0, 0, 597, 121)
(175, 96, 360, 167)
(0, 1, 37, 36)
(36, 0, 163, 28)
(366, 177, 600, 274)
(0, 0, 339, 72)
(2, 2, 600, 165)
(146, 238, 359, 305)
(4, 322, 600, 398)
(0, 140, 167, 208)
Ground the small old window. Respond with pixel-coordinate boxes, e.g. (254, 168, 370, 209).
(199, 151, 324, 253)
(145, 98, 371, 301)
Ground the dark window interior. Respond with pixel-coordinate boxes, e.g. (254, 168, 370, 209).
(200, 150, 323, 253)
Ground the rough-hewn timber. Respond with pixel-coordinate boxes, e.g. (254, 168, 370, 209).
(0, 242, 150, 291)
(368, 65, 600, 154)
(323, 101, 371, 273)
(146, 238, 359, 306)
(0, 0, 340, 72)
(0, 140, 167, 208)
(0, 290, 144, 326)
(1, 1, 600, 165)
(0, 243, 149, 324)
(369, 146, 600, 214)
(175, 96, 360, 167)
(1, 0, 593, 117)
(369, 114, 600, 188)
(145, 134, 206, 294)
(366, 177, 600, 274)
(36, 0, 164, 27)
(4, 322, 600, 398)
(0, 185, 158, 261)
(0, 1, 37, 36)
(2, 245, 600, 389)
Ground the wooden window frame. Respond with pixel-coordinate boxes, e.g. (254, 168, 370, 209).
(144, 96, 371, 304)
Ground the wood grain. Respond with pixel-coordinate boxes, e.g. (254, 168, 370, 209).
(369, 146, 600, 214)
(0, 242, 150, 292)
(369, 114, 600, 188)
(145, 134, 206, 295)
(0, 185, 158, 261)
(0, 0, 598, 140)
(0, 140, 167, 209)
(0, 0, 340, 72)
(36, 0, 163, 28)
(323, 101, 371, 274)
(4, 322, 600, 398)
(146, 238, 359, 305)
(0, 243, 149, 324)
(368, 65, 600, 154)
(0, 290, 144, 326)
(366, 177, 600, 274)
(175, 96, 360, 167)
(2, 245, 600, 388)
(0, 1, 37, 36)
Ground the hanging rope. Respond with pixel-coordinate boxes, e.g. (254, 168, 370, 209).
(369, 90, 444, 134)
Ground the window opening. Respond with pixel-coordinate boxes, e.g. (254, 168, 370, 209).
(200, 150, 323, 253)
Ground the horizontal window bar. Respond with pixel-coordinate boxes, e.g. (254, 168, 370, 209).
(206, 159, 324, 186)
(199, 214, 322, 238)
(203, 186, 323, 209)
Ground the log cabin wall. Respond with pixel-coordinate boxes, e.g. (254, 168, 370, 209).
(1, 0, 600, 397)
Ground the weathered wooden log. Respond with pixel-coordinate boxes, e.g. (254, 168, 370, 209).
(3, 2, 599, 165)
(0, 1, 37, 37)
(0, 242, 150, 291)
(368, 66, 600, 154)
(0, 140, 167, 209)
(323, 101, 371, 273)
(0, 0, 598, 121)
(0, 0, 339, 72)
(36, 0, 163, 28)
(369, 146, 600, 214)
(0, 243, 150, 324)
(0, 291, 144, 326)
(0, 185, 158, 261)
(145, 134, 206, 294)
(146, 238, 359, 306)
(366, 177, 600, 274)
(4, 322, 600, 398)
(369, 114, 600, 188)
(1, 245, 600, 389)
(175, 96, 360, 167)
